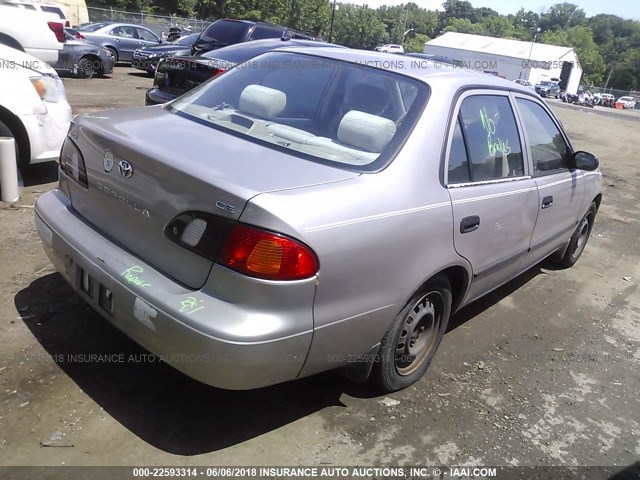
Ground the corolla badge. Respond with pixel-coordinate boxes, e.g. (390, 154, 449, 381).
(103, 150, 114, 172)
(118, 160, 134, 178)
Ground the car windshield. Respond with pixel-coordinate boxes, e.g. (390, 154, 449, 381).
(79, 22, 109, 32)
(167, 52, 428, 171)
(198, 20, 249, 45)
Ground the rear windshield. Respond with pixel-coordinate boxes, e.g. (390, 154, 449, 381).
(167, 52, 428, 172)
(199, 20, 250, 46)
(174, 33, 200, 46)
(79, 22, 109, 32)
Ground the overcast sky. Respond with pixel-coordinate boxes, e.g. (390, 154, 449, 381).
(357, 0, 640, 20)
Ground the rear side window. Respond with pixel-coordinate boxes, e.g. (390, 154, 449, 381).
(249, 26, 282, 40)
(516, 99, 570, 173)
(458, 95, 524, 182)
(111, 26, 138, 38)
(19, 3, 37, 10)
(41, 6, 65, 18)
(448, 118, 471, 184)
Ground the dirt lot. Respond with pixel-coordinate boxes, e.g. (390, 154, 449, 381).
(1, 68, 639, 474)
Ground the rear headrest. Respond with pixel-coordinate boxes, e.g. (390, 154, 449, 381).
(239, 85, 286, 119)
(337, 110, 397, 153)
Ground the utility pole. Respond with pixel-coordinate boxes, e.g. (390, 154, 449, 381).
(402, 8, 408, 45)
(329, 0, 337, 43)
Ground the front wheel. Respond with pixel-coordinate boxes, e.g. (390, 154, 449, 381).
(370, 276, 452, 392)
(556, 202, 597, 268)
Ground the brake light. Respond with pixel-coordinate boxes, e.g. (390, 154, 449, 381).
(210, 68, 226, 78)
(218, 225, 319, 280)
(48, 21, 64, 42)
(59, 138, 88, 188)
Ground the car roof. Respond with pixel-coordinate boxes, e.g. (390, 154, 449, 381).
(270, 47, 539, 95)
(201, 38, 342, 59)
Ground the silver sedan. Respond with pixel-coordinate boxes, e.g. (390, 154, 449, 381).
(35, 48, 602, 392)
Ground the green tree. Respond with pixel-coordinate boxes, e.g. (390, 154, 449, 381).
(404, 33, 429, 53)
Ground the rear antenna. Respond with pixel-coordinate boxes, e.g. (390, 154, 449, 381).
(281, 30, 291, 41)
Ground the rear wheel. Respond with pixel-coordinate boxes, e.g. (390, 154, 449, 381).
(371, 275, 452, 392)
(107, 47, 118, 63)
(556, 203, 597, 268)
(77, 57, 95, 79)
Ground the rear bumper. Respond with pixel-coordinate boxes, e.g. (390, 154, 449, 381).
(34, 189, 314, 390)
(145, 87, 177, 106)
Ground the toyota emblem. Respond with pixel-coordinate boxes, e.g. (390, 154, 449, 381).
(118, 160, 134, 178)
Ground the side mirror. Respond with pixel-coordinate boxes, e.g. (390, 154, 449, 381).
(573, 151, 599, 171)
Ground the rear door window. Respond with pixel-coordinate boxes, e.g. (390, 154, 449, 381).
(458, 94, 525, 182)
(111, 26, 138, 38)
(516, 98, 570, 173)
(447, 118, 471, 184)
(249, 26, 282, 40)
(200, 20, 249, 45)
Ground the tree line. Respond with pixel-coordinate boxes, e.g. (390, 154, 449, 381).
(90, 0, 640, 90)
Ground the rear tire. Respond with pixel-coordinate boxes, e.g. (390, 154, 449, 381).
(370, 275, 452, 392)
(77, 57, 95, 79)
(556, 203, 597, 268)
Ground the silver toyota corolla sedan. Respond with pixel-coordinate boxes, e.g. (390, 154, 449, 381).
(34, 48, 602, 392)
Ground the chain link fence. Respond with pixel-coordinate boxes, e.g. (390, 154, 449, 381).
(587, 86, 640, 109)
(87, 6, 213, 39)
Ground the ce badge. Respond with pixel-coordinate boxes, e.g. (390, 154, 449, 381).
(103, 150, 114, 173)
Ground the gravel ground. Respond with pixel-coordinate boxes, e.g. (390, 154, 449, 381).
(0, 67, 639, 477)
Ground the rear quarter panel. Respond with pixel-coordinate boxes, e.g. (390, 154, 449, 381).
(240, 81, 471, 376)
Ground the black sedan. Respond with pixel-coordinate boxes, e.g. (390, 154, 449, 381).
(145, 38, 344, 106)
(132, 33, 200, 75)
(51, 30, 115, 78)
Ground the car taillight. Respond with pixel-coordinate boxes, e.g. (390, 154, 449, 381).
(210, 68, 226, 78)
(48, 21, 65, 42)
(218, 225, 319, 281)
(65, 20, 70, 27)
(59, 138, 88, 188)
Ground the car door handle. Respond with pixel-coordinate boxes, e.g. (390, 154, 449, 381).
(460, 215, 480, 234)
(541, 196, 554, 209)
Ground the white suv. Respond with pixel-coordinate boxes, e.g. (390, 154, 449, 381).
(0, 44, 71, 168)
(10, 1, 71, 27)
(0, 1, 64, 63)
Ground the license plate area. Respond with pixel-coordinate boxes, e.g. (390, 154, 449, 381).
(78, 266, 114, 315)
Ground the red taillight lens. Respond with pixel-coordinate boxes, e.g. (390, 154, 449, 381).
(210, 68, 226, 78)
(218, 225, 319, 281)
(48, 21, 64, 42)
(59, 138, 88, 188)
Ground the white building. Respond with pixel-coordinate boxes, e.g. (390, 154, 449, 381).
(424, 32, 583, 94)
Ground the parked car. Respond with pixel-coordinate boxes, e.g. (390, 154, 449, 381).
(404, 52, 454, 65)
(191, 18, 315, 56)
(616, 96, 637, 109)
(9, 0, 70, 27)
(77, 22, 162, 63)
(513, 79, 534, 89)
(51, 30, 114, 78)
(146, 38, 342, 105)
(35, 48, 601, 393)
(535, 80, 560, 98)
(132, 32, 199, 75)
(0, 44, 71, 169)
(0, 1, 64, 63)
(379, 44, 404, 54)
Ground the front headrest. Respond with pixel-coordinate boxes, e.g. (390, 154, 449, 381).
(337, 110, 397, 153)
(239, 84, 286, 119)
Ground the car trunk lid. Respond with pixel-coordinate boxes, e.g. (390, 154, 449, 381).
(65, 107, 357, 289)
